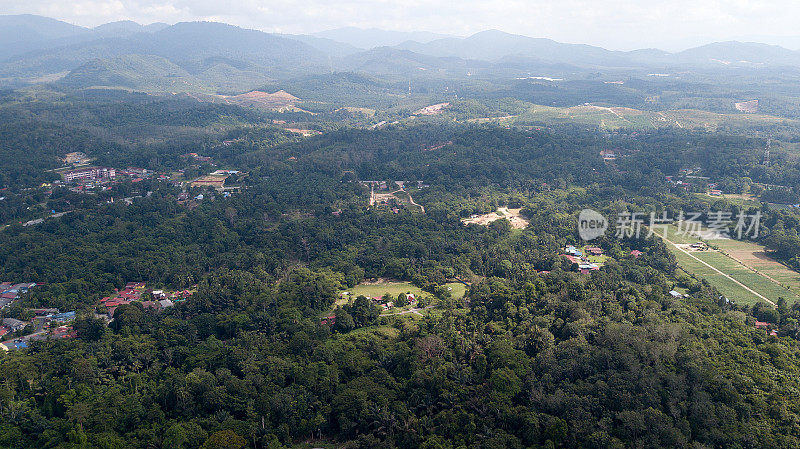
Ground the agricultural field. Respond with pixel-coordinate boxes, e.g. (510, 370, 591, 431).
(711, 238, 800, 293)
(494, 102, 800, 131)
(189, 173, 228, 189)
(656, 225, 800, 306)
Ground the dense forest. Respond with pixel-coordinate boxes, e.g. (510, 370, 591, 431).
(2, 88, 800, 449)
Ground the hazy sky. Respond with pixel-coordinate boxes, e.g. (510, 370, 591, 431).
(4, 0, 800, 51)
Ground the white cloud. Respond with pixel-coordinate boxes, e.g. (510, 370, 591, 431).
(3, 0, 800, 50)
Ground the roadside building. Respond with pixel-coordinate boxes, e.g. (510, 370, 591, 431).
(60, 167, 116, 183)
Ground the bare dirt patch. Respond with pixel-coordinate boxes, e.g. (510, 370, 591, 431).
(190, 174, 228, 189)
(415, 103, 450, 115)
(462, 207, 529, 229)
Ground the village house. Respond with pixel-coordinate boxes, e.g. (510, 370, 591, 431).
(2, 318, 26, 332)
(0, 340, 28, 351)
(599, 149, 617, 160)
(50, 325, 77, 340)
(585, 247, 603, 256)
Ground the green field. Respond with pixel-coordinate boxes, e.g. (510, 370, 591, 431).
(670, 248, 800, 305)
(505, 104, 798, 131)
(657, 225, 800, 306)
(345, 281, 425, 300)
(444, 282, 467, 299)
(709, 238, 800, 293)
(343, 280, 466, 300)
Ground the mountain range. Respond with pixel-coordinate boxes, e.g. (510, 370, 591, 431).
(4, 14, 800, 94)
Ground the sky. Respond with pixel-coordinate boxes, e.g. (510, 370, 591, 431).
(4, 0, 800, 51)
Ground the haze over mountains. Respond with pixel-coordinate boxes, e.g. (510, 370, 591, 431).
(4, 14, 800, 94)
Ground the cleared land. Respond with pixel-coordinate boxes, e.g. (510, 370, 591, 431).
(711, 238, 800, 294)
(462, 207, 529, 229)
(189, 173, 228, 189)
(444, 282, 467, 299)
(469, 103, 799, 131)
(656, 225, 800, 306)
(345, 281, 424, 300)
(370, 187, 424, 212)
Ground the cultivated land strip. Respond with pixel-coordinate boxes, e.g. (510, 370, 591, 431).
(659, 233, 776, 306)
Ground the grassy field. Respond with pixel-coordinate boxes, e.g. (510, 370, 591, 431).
(346, 281, 424, 300)
(656, 225, 800, 306)
(444, 282, 467, 299)
(505, 103, 799, 131)
(344, 280, 466, 300)
(692, 192, 761, 208)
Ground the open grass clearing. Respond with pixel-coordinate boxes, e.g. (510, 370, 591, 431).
(345, 281, 425, 300)
(443, 282, 467, 299)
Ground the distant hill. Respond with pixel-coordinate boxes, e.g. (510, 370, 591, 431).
(58, 54, 210, 92)
(91, 20, 169, 38)
(0, 14, 166, 61)
(0, 21, 328, 90)
(7, 15, 800, 96)
(395, 30, 635, 67)
(313, 27, 456, 49)
(673, 41, 800, 67)
(273, 33, 362, 58)
(335, 47, 477, 77)
(0, 14, 86, 44)
(57, 53, 278, 94)
(0, 14, 88, 60)
(395, 30, 800, 69)
(141, 22, 326, 68)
